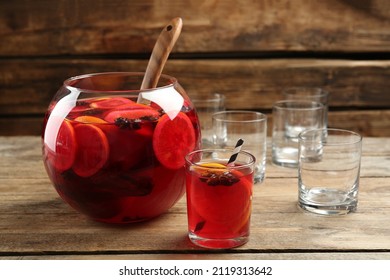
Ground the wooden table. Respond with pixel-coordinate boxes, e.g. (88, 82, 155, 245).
(1, 136, 389, 260)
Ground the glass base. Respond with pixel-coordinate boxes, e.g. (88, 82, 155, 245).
(298, 201, 357, 215)
(201, 139, 215, 149)
(254, 173, 265, 184)
(188, 232, 248, 249)
(298, 187, 357, 215)
(272, 159, 298, 168)
(272, 147, 298, 168)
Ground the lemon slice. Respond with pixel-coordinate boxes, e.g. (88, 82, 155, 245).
(191, 162, 227, 174)
(199, 163, 226, 168)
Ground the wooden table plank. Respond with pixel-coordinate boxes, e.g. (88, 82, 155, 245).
(1, 59, 390, 137)
(2, 59, 390, 115)
(0, 136, 389, 258)
(1, 136, 390, 179)
(3, 110, 390, 137)
(2, 0, 390, 56)
(0, 187, 389, 254)
(2, 253, 390, 260)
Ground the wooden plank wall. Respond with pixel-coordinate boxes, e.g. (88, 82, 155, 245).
(1, 0, 390, 136)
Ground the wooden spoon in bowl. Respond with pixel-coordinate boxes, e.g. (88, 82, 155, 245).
(140, 17, 183, 90)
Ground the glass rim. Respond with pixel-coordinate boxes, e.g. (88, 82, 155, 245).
(212, 110, 267, 123)
(298, 128, 362, 145)
(185, 149, 256, 170)
(283, 87, 329, 98)
(63, 72, 178, 93)
(273, 100, 324, 111)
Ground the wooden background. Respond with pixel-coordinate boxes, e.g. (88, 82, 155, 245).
(1, 0, 390, 136)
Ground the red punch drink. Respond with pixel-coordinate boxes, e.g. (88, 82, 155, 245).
(185, 149, 255, 249)
(42, 73, 200, 223)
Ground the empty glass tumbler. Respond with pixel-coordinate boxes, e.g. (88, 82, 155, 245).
(298, 128, 362, 215)
(192, 93, 225, 148)
(272, 100, 325, 168)
(283, 87, 329, 128)
(212, 110, 267, 183)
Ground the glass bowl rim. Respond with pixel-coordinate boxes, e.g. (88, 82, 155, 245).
(63, 71, 178, 94)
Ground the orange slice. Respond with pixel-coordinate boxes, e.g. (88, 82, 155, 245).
(74, 116, 107, 124)
(72, 124, 109, 177)
(90, 97, 134, 109)
(48, 119, 77, 171)
(191, 177, 252, 225)
(193, 162, 245, 180)
(104, 108, 160, 123)
(115, 102, 155, 111)
(153, 112, 196, 169)
(200, 163, 226, 168)
(192, 162, 226, 173)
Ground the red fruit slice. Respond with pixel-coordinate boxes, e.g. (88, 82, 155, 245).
(153, 112, 196, 169)
(104, 108, 160, 123)
(191, 176, 252, 225)
(90, 97, 134, 109)
(115, 102, 154, 111)
(74, 116, 107, 124)
(192, 203, 251, 238)
(72, 124, 110, 177)
(67, 103, 95, 119)
(47, 119, 77, 171)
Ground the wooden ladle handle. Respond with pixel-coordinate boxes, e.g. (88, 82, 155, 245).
(140, 17, 183, 90)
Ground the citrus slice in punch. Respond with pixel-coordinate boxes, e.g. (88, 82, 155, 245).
(192, 162, 244, 179)
(115, 102, 155, 111)
(192, 175, 252, 225)
(72, 124, 110, 177)
(104, 108, 160, 123)
(47, 119, 77, 171)
(199, 163, 226, 168)
(74, 116, 107, 124)
(153, 112, 196, 169)
(90, 97, 134, 109)
(192, 162, 226, 173)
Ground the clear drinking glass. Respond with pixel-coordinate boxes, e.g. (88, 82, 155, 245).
(272, 100, 325, 168)
(192, 93, 225, 148)
(42, 72, 201, 223)
(185, 149, 255, 249)
(212, 111, 267, 183)
(283, 87, 329, 128)
(298, 128, 362, 215)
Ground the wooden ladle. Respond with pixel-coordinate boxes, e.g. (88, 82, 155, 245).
(140, 17, 183, 90)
